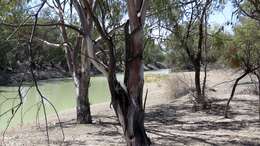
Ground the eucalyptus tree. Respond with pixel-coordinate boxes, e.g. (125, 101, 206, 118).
(27, 0, 94, 124)
(3, 0, 151, 144)
(76, 0, 151, 145)
(25, 0, 151, 144)
(0, 0, 29, 71)
(160, 0, 213, 107)
(224, 18, 260, 119)
(156, 0, 230, 108)
(228, 0, 260, 119)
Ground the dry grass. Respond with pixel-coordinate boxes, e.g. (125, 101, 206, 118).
(166, 73, 195, 99)
(3, 69, 260, 146)
(144, 74, 169, 83)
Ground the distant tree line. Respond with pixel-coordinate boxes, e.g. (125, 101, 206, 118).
(1, 0, 260, 145)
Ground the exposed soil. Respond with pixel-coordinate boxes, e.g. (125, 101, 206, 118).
(1, 69, 260, 146)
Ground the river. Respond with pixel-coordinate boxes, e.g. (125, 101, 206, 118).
(0, 69, 170, 130)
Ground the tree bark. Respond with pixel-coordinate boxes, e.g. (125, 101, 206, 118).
(73, 36, 92, 124)
(255, 72, 260, 121)
(193, 0, 211, 107)
(73, 71, 92, 123)
(64, 0, 94, 124)
(202, 9, 208, 98)
(123, 22, 150, 146)
(106, 1, 150, 144)
(194, 62, 202, 101)
(78, 0, 151, 144)
(224, 71, 249, 118)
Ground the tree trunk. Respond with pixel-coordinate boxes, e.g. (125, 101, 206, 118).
(73, 70, 92, 124)
(255, 72, 260, 121)
(202, 61, 207, 97)
(193, 0, 210, 107)
(202, 11, 208, 98)
(78, 0, 151, 144)
(106, 14, 150, 146)
(224, 71, 249, 118)
(194, 62, 203, 103)
(124, 27, 150, 146)
(68, 0, 94, 124)
(106, 36, 151, 145)
(73, 35, 93, 124)
(118, 1, 151, 144)
(108, 69, 151, 146)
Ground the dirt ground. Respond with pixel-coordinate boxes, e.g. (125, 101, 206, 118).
(1, 69, 260, 146)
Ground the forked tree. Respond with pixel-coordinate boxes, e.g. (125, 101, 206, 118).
(174, 0, 212, 107)
(4, 0, 151, 144)
(80, 0, 151, 145)
(225, 0, 260, 119)
(54, 0, 151, 145)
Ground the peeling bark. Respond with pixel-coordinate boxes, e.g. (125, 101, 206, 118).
(74, 71, 92, 123)
(106, 1, 151, 143)
(54, 0, 93, 124)
(74, 0, 151, 144)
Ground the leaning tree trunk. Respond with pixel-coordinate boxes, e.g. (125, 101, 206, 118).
(77, 0, 151, 144)
(107, 27, 151, 145)
(224, 71, 249, 118)
(105, 0, 151, 144)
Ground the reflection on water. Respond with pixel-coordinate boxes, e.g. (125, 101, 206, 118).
(0, 69, 170, 129)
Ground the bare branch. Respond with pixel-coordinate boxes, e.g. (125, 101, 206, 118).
(2, 22, 83, 35)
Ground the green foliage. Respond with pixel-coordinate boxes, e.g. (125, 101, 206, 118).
(0, 26, 15, 70)
(143, 38, 165, 65)
(164, 30, 191, 69)
(0, 2, 67, 72)
(228, 18, 260, 68)
(148, 0, 181, 25)
(207, 28, 232, 63)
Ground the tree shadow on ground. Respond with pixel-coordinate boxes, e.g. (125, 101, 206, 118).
(48, 115, 124, 145)
(144, 99, 260, 146)
(48, 97, 260, 146)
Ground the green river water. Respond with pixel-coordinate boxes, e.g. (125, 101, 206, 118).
(0, 70, 170, 130)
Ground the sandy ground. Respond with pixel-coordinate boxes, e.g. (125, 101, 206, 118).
(1, 69, 260, 146)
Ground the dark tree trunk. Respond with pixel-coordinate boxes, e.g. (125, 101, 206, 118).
(106, 39, 151, 145)
(80, 0, 151, 144)
(202, 11, 208, 98)
(224, 71, 249, 118)
(123, 24, 150, 146)
(202, 62, 207, 97)
(186, 0, 210, 108)
(108, 75, 151, 146)
(106, 15, 151, 146)
(194, 63, 202, 100)
(108, 0, 151, 145)
(255, 72, 260, 121)
(108, 69, 150, 146)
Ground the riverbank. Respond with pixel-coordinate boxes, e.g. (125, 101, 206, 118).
(0, 70, 70, 86)
(2, 69, 260, 146)
(0, 64, 168, 86)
